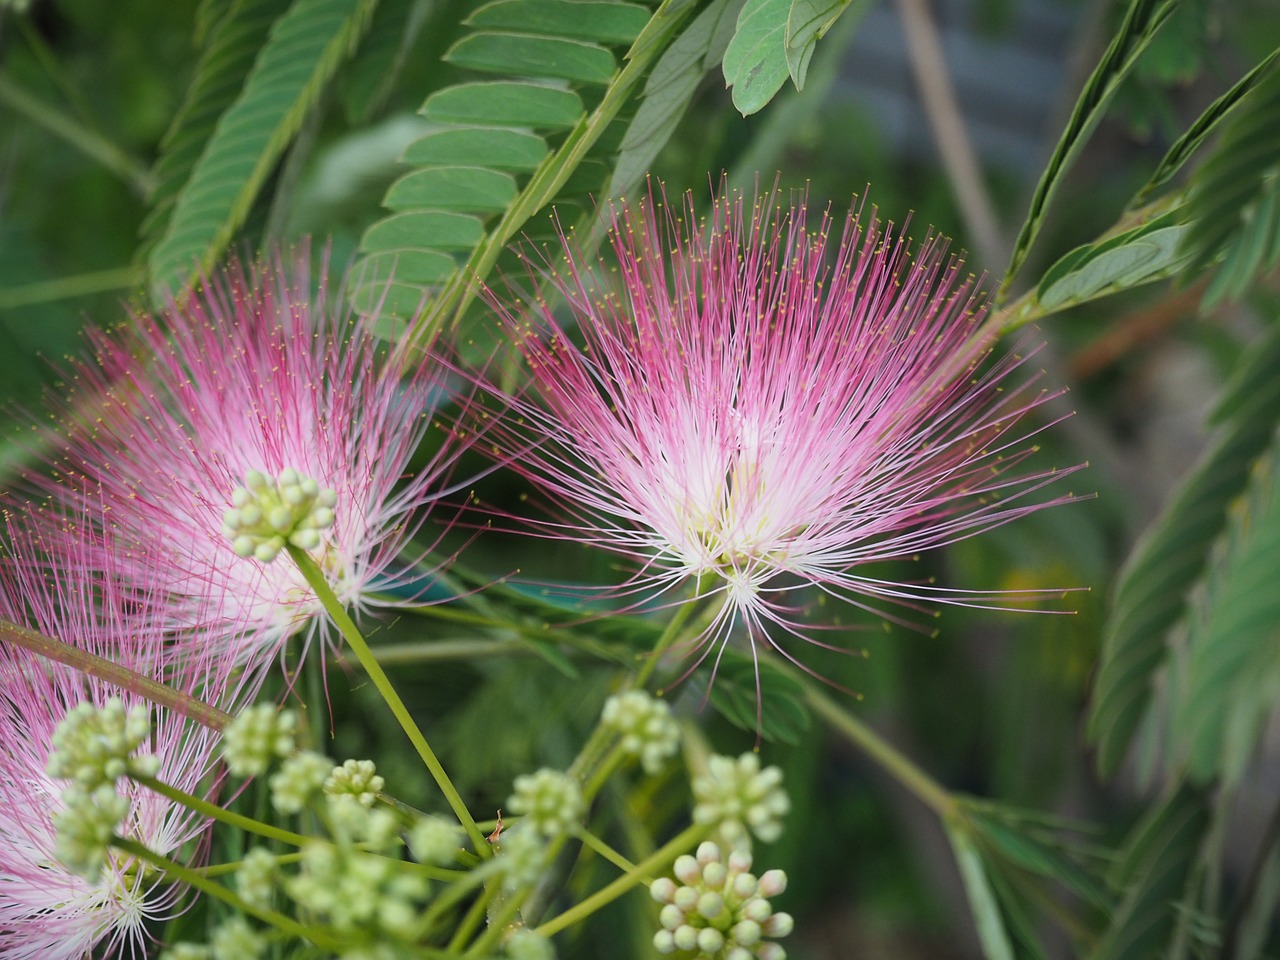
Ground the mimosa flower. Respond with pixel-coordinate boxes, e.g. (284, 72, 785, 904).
(27, 247, 472, 679)
(482, 186, 1078, 674)
(0, 509, 234, 959)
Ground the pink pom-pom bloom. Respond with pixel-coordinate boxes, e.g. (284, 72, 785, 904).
(27, 248, 471, 682)
(0, 509, 237, 959)
(482, 187, 1079, 672)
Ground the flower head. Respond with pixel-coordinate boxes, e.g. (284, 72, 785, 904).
(483, 185, 1077, 675)
(25, 246, 472, 685)
(0, 509, 234, 960)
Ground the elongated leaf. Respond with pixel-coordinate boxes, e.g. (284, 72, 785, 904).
(342, 0, 428, 123)
(1176, 437, 1280, 785)
(383, 167, 518, 212)
(705, 651, 811, 745)
(1088, 320, 1280, 777)
(947, 823, 1017, 960)
(138, 0, 290, 259)
(1001, 0, 1176, 297)
(722, 0, 791, 116)
(1089, 784, 1209, 960)
(1179, 60, 1280, 306)
(784, 0, 849, 90)
(421, 81, 584, 127)
(602, 0, 739, 204)
(444, 32, 618, 85)
(1035, 218, 1192, 312)
(403, 127, 549, 171)
(147, 0, 376, 301)
(1133, 47, 1280, 205)
(466, 0, 651, 44)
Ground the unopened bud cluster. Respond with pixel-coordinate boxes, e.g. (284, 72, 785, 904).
(222, 468, 337, 562)
(326, 758, 385, 807)
(46, 697, 156, 787)
(46, 699, 157, 878)
(650, 841, 792, 960)
(221, 704, 297, 777)
(507, 768, 582, 837)
(602, 690, 681, 774)
(692, 753, 789, 845)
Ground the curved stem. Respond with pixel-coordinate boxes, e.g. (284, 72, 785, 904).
(286, 546, 488, 857)
(112, 836, 344, 951)
(534, 822, 708, 938)
(134, 774, 309, 847)
(0, 619, 231, 732)
(803, 684, 957, 821)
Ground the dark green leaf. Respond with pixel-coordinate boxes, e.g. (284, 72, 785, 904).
(947, 823, 1017, 960)
(784, 0, 850, 90)
(361, 210, 487, 250)
(1179, 60, 1280, 306)
(1035, 219, 1192, 312)
(421, 81, 585, 128)
(466, 0, 651, 44)
(1177, 437, 1280, 785)
(1088, 320, 1280, 777)
(147, 0, 377, 301)
(139, 0, 290, 260)
(706, 651, 812, 744)
(444, 32, 617, 85)
(341, 0, 428, 123)
(383, 167, 518, 213)
(1089, 784, 1209, 960)
(603, 0, 739, 204)
(722, 0, 791, 116)
(1002, 0, 1177, 298)
(356, 250, 458, 284)
(403, 127, 549, 171)
(1133, 48, 1280, 205)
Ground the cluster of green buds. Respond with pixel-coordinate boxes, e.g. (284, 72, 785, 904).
(222, 468, 337, 562)
(507, 767, 583, 837)
(650, 841, 792, 960)
(602, 689, 681, 774)
(692, 753, 790, 846)
(46, 698, 157, 877)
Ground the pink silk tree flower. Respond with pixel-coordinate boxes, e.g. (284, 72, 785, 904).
(482, 187, 1079, 674)
(0, 509, 237, 960)
(26, 247, 470, 685)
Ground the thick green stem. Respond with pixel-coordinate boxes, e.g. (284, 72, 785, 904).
(112, 836, 344, 951)
(804, 685, 957, 820)
(286, 546, 488, 857)
(0, 619, 231, 732)
(134, 773, 309, 847)
(534, 822, 708, 937)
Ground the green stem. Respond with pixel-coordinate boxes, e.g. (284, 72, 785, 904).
(286, 546, 489, 857)
(0, 74, 155, 194)
(573, 825, 636, 874)
(347, 637, 529, 665)
(0, 619, 231, 732)
(0, 266, 144, 310)
(450, 881, 498, 952)
(134, 774, 309, 847)
(534, 822, 708, 937)
(803, 685, 957, 820)
(112, 836, 345, 951)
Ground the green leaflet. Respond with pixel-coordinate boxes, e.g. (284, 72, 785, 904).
(138, 0, 291, 265)
(1088, 320, 1280, 777)
(601, 0, 741, 206)
(1179, 58, 1280, 306)
(721, 0, 790, 116)
(1175, 436, 1280, 786)
(1000, 0, 1176, 300)
(1088, 784, 1209, 960)
(146, 0, 376, 302)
